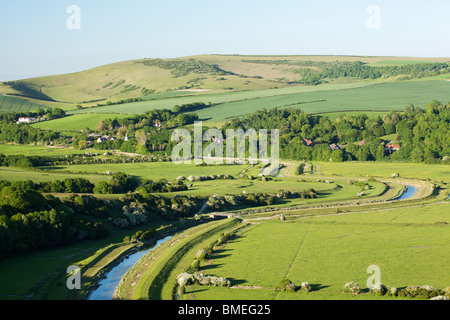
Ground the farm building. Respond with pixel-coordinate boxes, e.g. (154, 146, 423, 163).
(16, 117, 37, 124)
(304, 138, 318, 147)
(330, 143, 343, 151)
(96, 135, 117, 143)
(386, 144, 401, 153)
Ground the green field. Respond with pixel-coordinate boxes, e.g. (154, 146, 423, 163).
(1, 54, 449, 301)
(0, 144, 91, 157)
(315, 161, 450, 182)
(181, 204, 450, 300)
(62, 80, 450, 122)
(0, 95, 45, 113)
(0, 167, 109, 183)
(38, 162, 248, 182)
(31, 113, 132, 131)
(0, 156, 448, 300)
(69, 81, 378, 115)
(193, 80, 450, 121)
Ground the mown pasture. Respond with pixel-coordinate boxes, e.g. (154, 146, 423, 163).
(0, 95, 45, 113)
(31, 113, 132, 131)
(182, 203, 450, 300)
(315, 161, 450, 182)
(65, 80, 450, 122)
(0, 166, 109, 184)
(0, 144, 94, 157)
(193, 80, 450, 121)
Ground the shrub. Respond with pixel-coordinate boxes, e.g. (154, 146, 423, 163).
(300, 282, 312, 292)
(398, 285, 441, 299)
(196, 249, 208, 261)
(209, 276, 231, 287)
(443, 287, 450, 297)
(176, 273, 195, 287)
(386, 287, 398, 297)
(186, 259, 201, 273)
(369, 283, 388, 296)
(204, 244, 214, 256)
(279, 279, 296, 292)
(343, 282, 361, 294)
(430, 296, 449, 300)
(177, 272, 230, 288)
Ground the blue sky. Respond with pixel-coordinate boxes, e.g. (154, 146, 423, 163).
(1, 0, 449, 81)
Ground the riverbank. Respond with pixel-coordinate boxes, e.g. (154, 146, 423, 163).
(89, 236, 173, 300)
(79, 218, 214, 300)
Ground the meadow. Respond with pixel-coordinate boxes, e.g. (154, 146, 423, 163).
(182, 204, 450, 300)
(31, 113, 132, 131)
(0, 144, 90, 156)
(38, 161, 248, 181)
(0, 95, 45, 113)
(193, 80, 450, 121)
(1, 54, 449, 301)
(0, 154, 448, 300)
(0, 166, 109, 183)
(64, 80, 450, 123)
(36, 160, 387, 202)
(69, 81, 378, 115)
(315, 161, 450, 182)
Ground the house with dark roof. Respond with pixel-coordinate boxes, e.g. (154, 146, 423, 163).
(386, 144, 400, 153)
(330, 143, 342, 151)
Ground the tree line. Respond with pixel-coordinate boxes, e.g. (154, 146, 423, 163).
(243, 60, 450, 85)
(220, 101, 450, 164)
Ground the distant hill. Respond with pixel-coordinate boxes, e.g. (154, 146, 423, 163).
(0, 54, 449, 112)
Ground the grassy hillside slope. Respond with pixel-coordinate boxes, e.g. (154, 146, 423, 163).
(1, 55, 449, 112)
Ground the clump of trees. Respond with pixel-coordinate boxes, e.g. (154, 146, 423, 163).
(277, 279, 312, 293)
(176, 272, 231, 295)
(278, 279, 297, 292)
(0, 187, 109, 260)
(93, 172, 137, 194)
(341, 282, 449, 299)
(0, 208, 108, 259)
(221, 101, 450, 164)
(123, 229, 157, 242)
(136, 179, 188, 194)
(244, 60, 450, 85)
(173, 102, 211, 114)
(139, 58, 234, 78)
(205, 189, 317, 212)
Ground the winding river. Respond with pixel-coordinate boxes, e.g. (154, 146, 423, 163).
(88, 235, 172, 300)
(86, 184, 422, 300)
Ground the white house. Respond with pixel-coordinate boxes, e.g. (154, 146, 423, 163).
(16, 117, 37, 124)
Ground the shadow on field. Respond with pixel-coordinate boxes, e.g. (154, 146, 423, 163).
(40, 166, 65, 171)
(310, 283, 331, 291)
(187, 288, 208, 294)
(201, 263, 224, 270)
(213, 248, 232, 254)
(228, 278, 247, 286)
(213, 252, 232, 259)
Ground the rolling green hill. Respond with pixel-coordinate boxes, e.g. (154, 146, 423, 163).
(1, 55, 449, 113)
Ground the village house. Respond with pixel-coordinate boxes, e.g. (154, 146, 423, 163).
(16, 117, 38, 124)
(87, 133, 128, 143)
(329, 143, 342, 151)
(386, 144, 401, 153)
(96, 135, 117, 143)
(304, 138, 318, 147)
